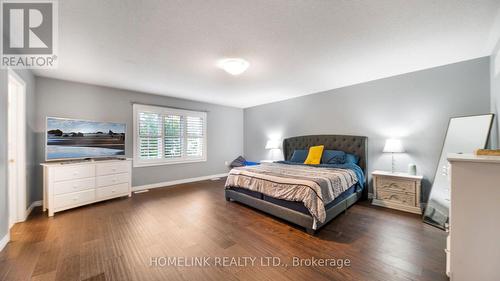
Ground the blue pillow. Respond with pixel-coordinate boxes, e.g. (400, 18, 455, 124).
(290, 150, 308, 163)
(321, 150, 346, 164)
(345, 153, 360, 164)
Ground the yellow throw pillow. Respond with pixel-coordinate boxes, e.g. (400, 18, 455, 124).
(304, 145, 324, 165)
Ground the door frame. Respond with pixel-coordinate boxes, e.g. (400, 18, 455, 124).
(7, 69, 27, 228)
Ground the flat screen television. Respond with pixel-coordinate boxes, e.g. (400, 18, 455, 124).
(46, 117, 126, 161)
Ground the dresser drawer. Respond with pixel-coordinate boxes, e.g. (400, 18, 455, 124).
(96, 162, 130, 176)
(54, 165, 95, 182)
(376, 176, 416, 193)
(54, 178, 95, 195)
(376, 190, 416, 206)
(96, 173, 129, 187)
(54, 189, 95, 209)
(96, 183, 129, 200)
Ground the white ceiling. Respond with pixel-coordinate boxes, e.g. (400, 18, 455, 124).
(35, 0, 500, 108)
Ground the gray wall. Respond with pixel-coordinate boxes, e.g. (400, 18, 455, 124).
(491, 38, 500, 149)
(0, 68, 36, 242)
(34, 77, 243, 193)
(244, 57, 491, 202)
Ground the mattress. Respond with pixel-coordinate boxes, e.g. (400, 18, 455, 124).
(230, 187, 262, 199)
(230, 184, 361, 215)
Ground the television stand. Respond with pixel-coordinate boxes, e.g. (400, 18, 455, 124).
(92, 157, 128, 162)
(51, 157, 127, 165)
(56, 158, 92, 165)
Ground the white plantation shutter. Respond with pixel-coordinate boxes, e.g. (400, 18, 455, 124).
(164, 115, 183, 159)
(134, 104, 207, 166)
(186, 116, 204, 157)
(138, 112, 162, 159)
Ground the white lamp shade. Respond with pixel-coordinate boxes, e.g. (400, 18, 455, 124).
(383, 139, 405, 153)
(265, 140, 281, 150)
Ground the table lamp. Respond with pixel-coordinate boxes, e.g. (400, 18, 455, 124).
(383, 139, 405, 173)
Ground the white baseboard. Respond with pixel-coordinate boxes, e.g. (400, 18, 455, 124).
(25, 200, 42, 220)
(132, 173, 228, 192)
(0, 232, 10, 252)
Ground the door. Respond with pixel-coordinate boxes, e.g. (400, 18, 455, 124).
(7, 70, 27, 228)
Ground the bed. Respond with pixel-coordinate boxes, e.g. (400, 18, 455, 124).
(224, 135, 368, 234)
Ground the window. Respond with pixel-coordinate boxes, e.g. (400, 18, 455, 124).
(133, 104, 207, 167)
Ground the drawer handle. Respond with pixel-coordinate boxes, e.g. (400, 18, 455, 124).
(112, 168, 117, 171)
(111, 189, 116, 193)
(382, 183, 403, 190)
(72, 197, 78, 201)
(73, 185, 78, 189)
(387, 194, 408, 203)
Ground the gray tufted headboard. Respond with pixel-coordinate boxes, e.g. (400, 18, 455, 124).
(282, 135, 368, 178)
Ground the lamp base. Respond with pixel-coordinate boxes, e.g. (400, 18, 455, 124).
(391, 152, 395, 173)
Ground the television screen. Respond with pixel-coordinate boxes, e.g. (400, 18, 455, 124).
(46, 117, 126, 160)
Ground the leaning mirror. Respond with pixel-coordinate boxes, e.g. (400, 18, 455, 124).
(423, 114, 494, 229)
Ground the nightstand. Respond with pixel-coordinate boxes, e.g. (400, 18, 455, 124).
(372, 170, 423, 214)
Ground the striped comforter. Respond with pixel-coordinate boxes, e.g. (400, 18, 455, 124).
(225, 162, 358, 224)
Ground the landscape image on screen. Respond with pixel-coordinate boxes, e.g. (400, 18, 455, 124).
(46, 118, 126, 160)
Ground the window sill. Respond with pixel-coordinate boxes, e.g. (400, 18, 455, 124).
(133, 158, 207, 168)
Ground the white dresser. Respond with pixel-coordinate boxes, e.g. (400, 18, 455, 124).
(446, 153, 500, 281)
(41, 159, 132, 216)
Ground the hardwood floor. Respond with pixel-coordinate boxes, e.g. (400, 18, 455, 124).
(0, 179, 448, 281)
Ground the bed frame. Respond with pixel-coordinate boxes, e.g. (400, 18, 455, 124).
(225, 135, 368, 234)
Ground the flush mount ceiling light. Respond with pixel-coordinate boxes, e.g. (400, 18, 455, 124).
(217, 58, 250, 75)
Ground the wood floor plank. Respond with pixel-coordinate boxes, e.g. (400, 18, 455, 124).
(0, 178, 448, 281)
(54, 255, 80, 281)
(32, 243, 61, 277)
(30, 271, 56, 281)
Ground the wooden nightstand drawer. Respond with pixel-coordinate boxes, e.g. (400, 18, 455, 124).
(376, 177, 416, 193)
(376, 190, 415, 207)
